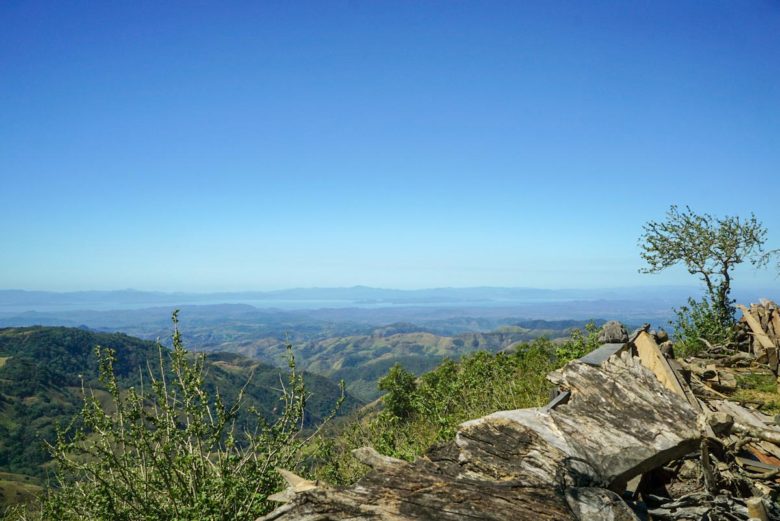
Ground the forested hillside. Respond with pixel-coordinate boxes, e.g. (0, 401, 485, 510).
(0, 327, 359, 481)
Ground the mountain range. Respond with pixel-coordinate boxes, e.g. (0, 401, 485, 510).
(0, 285, 722, 312)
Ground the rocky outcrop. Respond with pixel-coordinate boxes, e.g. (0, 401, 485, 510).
(260, 349, 699, 520)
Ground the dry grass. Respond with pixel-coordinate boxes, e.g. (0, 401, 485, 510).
(734, 372, 780, 414)
(0, 472, 42, 507)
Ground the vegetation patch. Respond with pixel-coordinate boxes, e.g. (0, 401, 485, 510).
(0, 472, 41, 508)
(734, 372, 780, 414)
(0, 325, 359, 484)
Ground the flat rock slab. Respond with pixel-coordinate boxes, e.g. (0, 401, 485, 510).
(579, 342, 628, 366)
(548, 350, 700, 487)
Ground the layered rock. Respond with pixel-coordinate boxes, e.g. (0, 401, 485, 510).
(259, 350, 700, 521)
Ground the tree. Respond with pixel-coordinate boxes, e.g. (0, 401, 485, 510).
(377, 364, 417, 420)
(639, 205, 769, 326)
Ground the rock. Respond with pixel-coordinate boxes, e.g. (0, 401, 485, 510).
(659, 341, 675, 359)
(565, 487, 640, 521)
(712, 371, 737, 393)
(260, 351, 700, 521)
(655, 329, 670, 344)
(262, 419, 587, 520)
(598, 321, 629, 344)
(546, 350, 699, 488)
(647, 492, 751, 520)
(706, 412, 734, 435)
(351, 447, 407, 472)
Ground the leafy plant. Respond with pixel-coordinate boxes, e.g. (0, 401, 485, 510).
(555, 322, 600, 363)
(672, 296, 735, 356)
(376, 364, 417, 420)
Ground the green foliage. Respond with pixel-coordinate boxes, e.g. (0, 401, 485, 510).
(554, 322, 600, 364)
(640, 205, 770, 327)
(377, 365, 417, 420)
(672, 297, 735, 356)
(0, 327, 162, 478)
(737, 373, 777, 394)
(330, 355, 441, 403)
(733, 372, 780, 415)
(309, 327, 599, 486)
(5, 312, 343, 521)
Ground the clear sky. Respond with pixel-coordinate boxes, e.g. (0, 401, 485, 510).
(1, 1, 779, 291)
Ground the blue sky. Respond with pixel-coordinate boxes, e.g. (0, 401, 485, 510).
(1, 1, 779, 291)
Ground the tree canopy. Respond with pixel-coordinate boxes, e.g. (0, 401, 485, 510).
(639, 205, 769, 325)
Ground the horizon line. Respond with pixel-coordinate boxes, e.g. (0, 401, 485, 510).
(0, 284, 717, 295)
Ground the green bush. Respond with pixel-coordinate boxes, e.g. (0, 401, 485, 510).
(5, 312, 341, 521)
(672, 296, 735, 356)
(555, 322, 600, 363)
(376, 364, 417, 420)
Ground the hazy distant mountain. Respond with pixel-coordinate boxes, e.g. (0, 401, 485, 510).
(0, 285, 711, 311)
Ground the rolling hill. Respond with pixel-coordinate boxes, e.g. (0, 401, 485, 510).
(200, 324, 585, 400)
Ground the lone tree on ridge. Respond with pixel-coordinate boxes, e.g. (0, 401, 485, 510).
(639, 205, 770, 327)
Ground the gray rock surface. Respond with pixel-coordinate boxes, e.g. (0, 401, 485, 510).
(654, 328, 670, 344)
(260, 352, 700, 521)
(598, 320, 629, 343)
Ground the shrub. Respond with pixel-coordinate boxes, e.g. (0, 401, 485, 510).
(672, 296, 735, 356)
(376, 364, 417, 420)
(555, 322, 600, 363)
